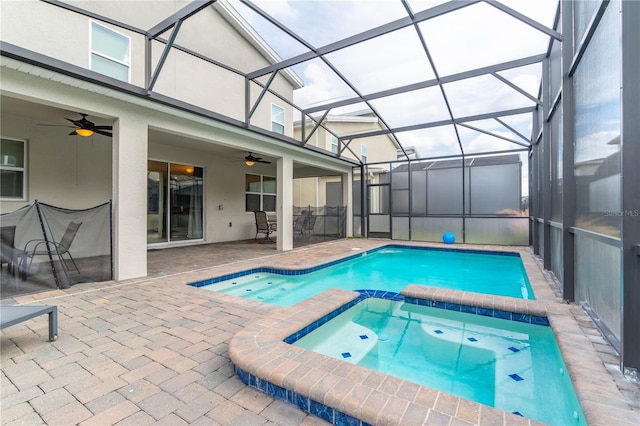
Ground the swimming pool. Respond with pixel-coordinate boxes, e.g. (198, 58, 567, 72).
(192, 245, 534, 306)
(289, 297, 585, 426)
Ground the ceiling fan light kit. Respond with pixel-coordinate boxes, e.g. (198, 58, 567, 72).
(38, 113, 113, 137)
(74, 128, 94, 137)
(244, 152, 270, 166)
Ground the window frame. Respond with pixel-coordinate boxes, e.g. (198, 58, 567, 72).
(245, 173, 277, 213)
(331, 135, 339, 154)
(271, 103, 285, 134)
(90, 21, 131, 82)
(0, 137, 27, 201)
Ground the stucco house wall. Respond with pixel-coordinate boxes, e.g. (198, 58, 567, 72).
(0, 1, 353, 281)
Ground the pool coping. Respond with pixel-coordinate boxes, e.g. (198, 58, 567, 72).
(227, 245, 638, 425)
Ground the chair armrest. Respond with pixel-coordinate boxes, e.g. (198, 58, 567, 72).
(23, 239, 60, 253)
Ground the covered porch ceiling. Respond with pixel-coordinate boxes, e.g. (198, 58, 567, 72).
(0, 96, 344, 178)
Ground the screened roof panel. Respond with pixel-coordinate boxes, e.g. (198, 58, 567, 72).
(495, 63, 543, 98)
(230, 0, 409, 48)
(490, 114, 535, 143)
(226, 0, 312, 60)
(395, 125, 462, 158)
(498, 0, 559, 28)
(368, 86, 451, 129)
(459, 118, 531, 147)
(289, 58, 361, 109)
(234, 0, 557, 160)
(443, 74, 537, 118)
(405, 0, 457, 14)
(323, 27, 436, 94)
(458, 125, 527, 154)
(417, 2, 551, 76)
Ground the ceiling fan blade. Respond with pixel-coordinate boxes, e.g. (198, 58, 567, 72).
(94, 125, 113, 130)
(37, 123, 75, 128)
(256, 159, 271, 164)
(94, 129, 113, 137)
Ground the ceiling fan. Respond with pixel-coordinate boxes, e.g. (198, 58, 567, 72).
(38, 113, 113, 137)
(244, 152, 271, 166)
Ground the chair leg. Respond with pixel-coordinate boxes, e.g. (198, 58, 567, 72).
(64, 253, 80, 273)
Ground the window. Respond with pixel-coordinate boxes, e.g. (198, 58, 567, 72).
(0, 138, 26, 200)
(331, 135, 339, 154)
(361, 144, 368, 164)
(91, 22, 130, 82)
(271, 104, 285, 134)
(246, 174, 276, 212)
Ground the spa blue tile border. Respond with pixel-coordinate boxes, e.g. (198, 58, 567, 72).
(283, 290, 402, 344)
(284, 290, 549, 346)
(236, 365, 369, 426)
(234, 289, 549, 425)
(403, 296, 550, 326)
(187, 244, 521, 288)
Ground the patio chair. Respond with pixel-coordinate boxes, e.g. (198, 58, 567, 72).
(302, 215, 317, 239)
(23, 221, 82, 274)
(293, 210, 312, 237)
(253, 211, 275, 243)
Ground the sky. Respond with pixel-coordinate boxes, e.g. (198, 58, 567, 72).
(227, 0, 560, 193)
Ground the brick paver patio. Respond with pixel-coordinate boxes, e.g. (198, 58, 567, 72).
(1, 239, 639, 425)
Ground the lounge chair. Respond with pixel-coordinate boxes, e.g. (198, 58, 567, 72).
(23, 221, 82, 274)
(0, 305, 58, 341)
(253, 211, 276, 243)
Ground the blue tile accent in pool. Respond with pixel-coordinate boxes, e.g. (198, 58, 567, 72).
(341, 352, 352, 359)
(467, 337, 478, 342)
(477, 307, 494, 317)
(446, 302, 462, 311)
(310, 399, 334, 423)
(401, 296, 550, 327)
(460, 304, 477, 315)
(359, 335, 368, 340)
(508, 346, 521, 353)
(237, 365, 374, 426)
(335, 411, 362, 426)
(530, 315, 550, 326)
(434, 329, 444, 334)
(509, 373, 524, 382)
(513, 411, 524, 417)
(187, 244, 521, 288)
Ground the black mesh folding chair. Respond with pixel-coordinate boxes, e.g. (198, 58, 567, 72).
(24, 221, 82, 273)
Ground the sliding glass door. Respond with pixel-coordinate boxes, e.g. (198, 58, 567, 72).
(147, 160, 203, 244)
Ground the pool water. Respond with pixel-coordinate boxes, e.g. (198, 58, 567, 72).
(195, 246, 533, 306)
(292, 298, 585, 426)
